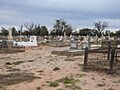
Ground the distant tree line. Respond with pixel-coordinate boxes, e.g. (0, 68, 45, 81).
(0, 20, 120, 37)
(0, 23, 49, 36)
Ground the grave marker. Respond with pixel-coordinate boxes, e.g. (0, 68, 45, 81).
(70, 36, 78, 49)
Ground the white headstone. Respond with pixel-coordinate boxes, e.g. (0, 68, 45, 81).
(70, 36, 78, 49)
(8, 28, 13, 41)
(30, 36, 37, 42)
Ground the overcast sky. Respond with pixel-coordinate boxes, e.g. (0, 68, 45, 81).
(0, 0, 120, 30)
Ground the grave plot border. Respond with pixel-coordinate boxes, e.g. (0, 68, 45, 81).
(83, 40, 120, 74)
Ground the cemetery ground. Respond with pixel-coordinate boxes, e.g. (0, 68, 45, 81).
(0, 45, 120, 90)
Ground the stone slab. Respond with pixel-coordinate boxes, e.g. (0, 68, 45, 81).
(51, 49, 85, 56)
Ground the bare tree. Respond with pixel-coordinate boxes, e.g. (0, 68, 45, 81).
(24, 22, 36, 35)
(24, 22, 34, 31)
(94, 21, 108, 38)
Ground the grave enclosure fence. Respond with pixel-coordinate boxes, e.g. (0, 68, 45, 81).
(83, 41, 120, 74)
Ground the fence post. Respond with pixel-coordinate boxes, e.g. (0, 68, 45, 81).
(107, 42, 111, 60)
(83, 47, 88, 70)
(109, 48, 115, 74)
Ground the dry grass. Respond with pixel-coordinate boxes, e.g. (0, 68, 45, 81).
(0, 72, 40, 86)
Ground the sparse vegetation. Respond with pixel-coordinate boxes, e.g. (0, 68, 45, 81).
(49, 81, 59, 87)
(57, 89, 65, 90)
(75, 73, 86, 78)
(108, 88, 115, 90)
(7, 68, 21, 72)
(0, 86, 7, 90)
(5, 61, 25, 66)
(46, 81, 50, 83)
(58, 76, 76, 84)
(113, 79, 120, 83)
(0, 72, 40, 86)
(12, 61, 25, 65)
(37, 70, 44, 73)
(102, 78, 106, 80)
(57, 76, 81, 89)
(53, 67, 60, 71)
(5, 62, 12, 65)
(36, 87, 41, 90)
(97, 83, 105, 87)
(27, 60, 34, 62)
(91, 77, 95, 80)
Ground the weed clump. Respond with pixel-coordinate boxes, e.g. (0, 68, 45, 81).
(53, 67, 60, 71)
(13, 61, 25, 65)
(49, 81, 59, 87)
(5, 62, 12, 65)
(57, 76, 81, 90)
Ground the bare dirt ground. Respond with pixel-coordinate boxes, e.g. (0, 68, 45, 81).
(0, 46, 120, 90)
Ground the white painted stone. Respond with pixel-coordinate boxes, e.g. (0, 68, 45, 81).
(14, 36, 37, 46)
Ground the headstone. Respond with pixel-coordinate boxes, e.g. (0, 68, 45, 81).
(59, 36, 63, 41)
(81, 41, 91, 49)
(90, 36, 94, 42)
(81, 36, 91, 49)
(30, 36, 37, 42)
(70, 36, 78, 49)
(1, 40, 8, 48)
(8, 28, 13, 41)
(7, 28, 14, 48)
